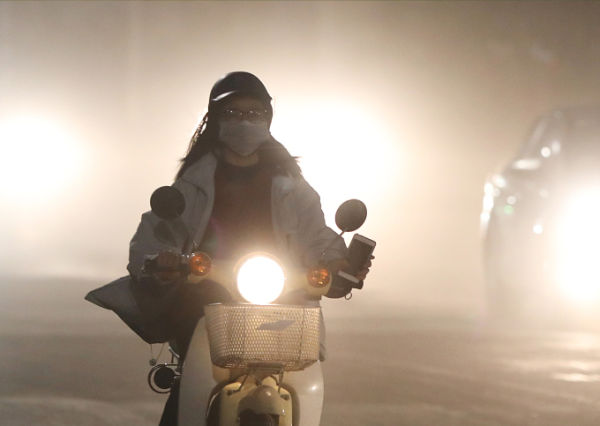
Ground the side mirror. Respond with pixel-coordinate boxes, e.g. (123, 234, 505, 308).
(150, 186, 186, 220)
(335, 199, 367, 233)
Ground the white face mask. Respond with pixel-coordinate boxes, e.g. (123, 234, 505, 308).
(218, 120, 271, 156)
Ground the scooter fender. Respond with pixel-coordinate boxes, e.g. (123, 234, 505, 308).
(217, 378, 292, 426)
(237, 383, 288, 418)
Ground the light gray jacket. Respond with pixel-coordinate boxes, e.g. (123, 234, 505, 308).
(127, 153, 347, 279)
(125, 153, 346, 359)
(87, 153, 345, 358)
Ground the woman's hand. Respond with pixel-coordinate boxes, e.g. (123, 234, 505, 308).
(327, 255, 375, 281)
(355, 255, 374, 281)
(154, 251, 182, 282)
(325, 256, 373, 298)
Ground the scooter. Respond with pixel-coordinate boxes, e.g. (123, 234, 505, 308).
(88, 186, 375, 426)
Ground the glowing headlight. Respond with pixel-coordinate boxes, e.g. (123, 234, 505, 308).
(236, 255, 285, 304)
(556, 188, 600, 302)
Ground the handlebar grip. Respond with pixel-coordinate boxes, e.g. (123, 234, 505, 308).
(144, 257, 187, 274)
(335, 270, 364, 290)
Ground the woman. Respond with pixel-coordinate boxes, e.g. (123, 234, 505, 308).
(126, 71, 371, 425)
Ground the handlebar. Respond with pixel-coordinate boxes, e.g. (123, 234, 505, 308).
(144, 251, 364, 301)
(334, 270, 364, 290)
(144, 252, 212, 277)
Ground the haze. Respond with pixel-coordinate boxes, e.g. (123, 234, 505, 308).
(1, 2, 600, 318)
(4, 2, 600, 425)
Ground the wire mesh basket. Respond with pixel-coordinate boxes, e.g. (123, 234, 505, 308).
(204, 303, 321, 371)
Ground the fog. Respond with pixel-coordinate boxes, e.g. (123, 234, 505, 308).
(5, 2, 600, 425)
(1, 1, 600, 317)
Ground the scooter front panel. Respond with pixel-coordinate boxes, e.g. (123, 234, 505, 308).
(178, 317, 324, 426)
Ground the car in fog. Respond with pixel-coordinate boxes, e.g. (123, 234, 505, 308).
(481, 106, 600, 318)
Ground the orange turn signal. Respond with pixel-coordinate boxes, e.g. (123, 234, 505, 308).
(189, 252, 212, 276)
(307, 267, 331, 288)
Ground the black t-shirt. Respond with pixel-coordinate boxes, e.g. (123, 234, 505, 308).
(198, 159, 277, 260)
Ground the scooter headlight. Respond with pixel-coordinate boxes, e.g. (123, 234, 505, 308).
(236, 255, 285, 304)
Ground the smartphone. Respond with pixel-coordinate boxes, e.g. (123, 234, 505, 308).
(346, 234, 376, 275)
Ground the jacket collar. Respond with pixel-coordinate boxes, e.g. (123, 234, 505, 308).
(180, 151, 297, 197)
(179, 152, 218, 192)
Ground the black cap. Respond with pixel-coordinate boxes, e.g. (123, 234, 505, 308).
(209, 71, 272, 104)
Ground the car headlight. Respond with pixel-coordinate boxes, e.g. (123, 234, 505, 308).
(236, 254, 285, 304)
(556, 187, 600, 302)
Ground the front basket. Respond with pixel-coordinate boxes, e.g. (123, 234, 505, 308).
(204, 303, 321, 371)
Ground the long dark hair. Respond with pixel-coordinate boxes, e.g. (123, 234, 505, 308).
(175, 104, 302, 180)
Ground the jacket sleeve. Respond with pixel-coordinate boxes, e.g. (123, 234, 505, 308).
(293, 179, 348, 267)
(127, 210, 186, 279)
(128, 178, 204, 278)
(125, 189, 197, 343)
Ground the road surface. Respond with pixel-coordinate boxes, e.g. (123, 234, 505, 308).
(2, 277, 600, 425)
